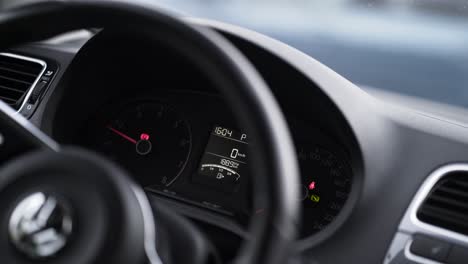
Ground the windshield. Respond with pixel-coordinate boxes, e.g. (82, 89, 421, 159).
(158, 0, 468, 109)
(3, 0, 467, 108)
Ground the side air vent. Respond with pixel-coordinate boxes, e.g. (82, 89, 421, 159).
(0, 53, 45, 110)
(417, 171, 468, 236)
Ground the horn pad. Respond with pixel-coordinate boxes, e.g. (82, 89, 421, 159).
(0, 148, 149, 264)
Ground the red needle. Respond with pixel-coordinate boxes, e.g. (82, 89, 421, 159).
(107, 126, 137, 144)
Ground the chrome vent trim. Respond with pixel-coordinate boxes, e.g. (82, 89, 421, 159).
(0, 53, 47, 112)
(400, 164, 468, 246)
(417, 172, 468, 235)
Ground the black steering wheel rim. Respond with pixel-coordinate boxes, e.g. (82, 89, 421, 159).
(0, 1, 300, 263)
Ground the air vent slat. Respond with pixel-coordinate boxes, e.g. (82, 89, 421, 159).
(0, 95, 19, 104)
(0, 57, 42, 75)
(0, 54, 44, 110)
(0, 68, 37, 84)
(420, 204, 468, 224)
(0, 75, 33, 86)
(0, 86, 25, 101)
(417, 171, 468, 236)
(0, 66, 38, 78)
(426, 194, 468, 211)
(0, 84, 25, 94)
(435, 185, 468, 200)
(0, 77, 31, 91)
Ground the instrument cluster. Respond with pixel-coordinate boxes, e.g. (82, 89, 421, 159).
(82, 90, 354, 238)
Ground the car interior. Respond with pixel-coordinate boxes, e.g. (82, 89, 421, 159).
(1, 1, 468, 264)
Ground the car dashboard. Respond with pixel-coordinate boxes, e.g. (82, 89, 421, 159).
(4, 24, 361, 250)
(6, 15, 468, 264)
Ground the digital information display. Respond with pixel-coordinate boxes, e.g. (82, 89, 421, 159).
(195, 126, 248, 191)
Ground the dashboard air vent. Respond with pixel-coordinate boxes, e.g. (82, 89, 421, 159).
(0, 54, 44, 110)
(417, 171, 468, 236)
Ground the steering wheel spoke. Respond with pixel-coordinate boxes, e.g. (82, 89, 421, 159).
(0, 100, 58, 165)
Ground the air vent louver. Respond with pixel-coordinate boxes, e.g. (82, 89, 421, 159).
(0, 54, 44, 110)
(417, 171, 468, 235)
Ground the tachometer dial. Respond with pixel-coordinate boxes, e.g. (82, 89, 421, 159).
(89, 102, 191, 186)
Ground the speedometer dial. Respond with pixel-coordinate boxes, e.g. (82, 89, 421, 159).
(89, 102, 191, 186)
(298, 146, 352, 237)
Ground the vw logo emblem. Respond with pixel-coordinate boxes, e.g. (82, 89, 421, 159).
(8, 192, 73, 258)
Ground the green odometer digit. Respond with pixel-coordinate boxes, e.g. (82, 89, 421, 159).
(92, 102, 192, 186)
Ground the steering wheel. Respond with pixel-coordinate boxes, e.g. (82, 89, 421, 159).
(0, 1, 300, 264)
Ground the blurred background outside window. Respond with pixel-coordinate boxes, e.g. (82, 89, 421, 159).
(157, 0, 468, 108)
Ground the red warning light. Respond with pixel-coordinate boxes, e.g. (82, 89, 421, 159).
(308, 181, 316, 190)
(140, 133, 150, 141)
